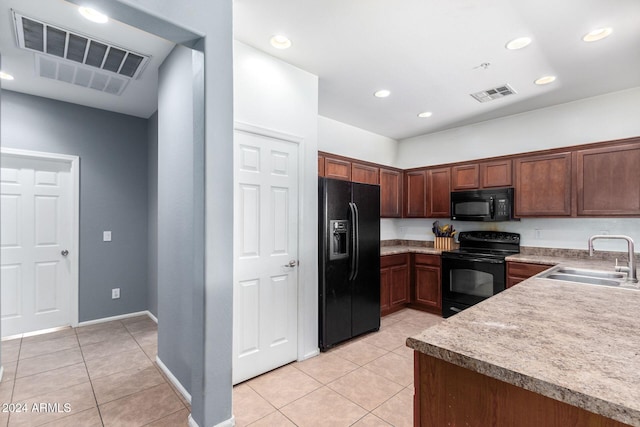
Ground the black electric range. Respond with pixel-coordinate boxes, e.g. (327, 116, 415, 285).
(441, 231, 520, 317)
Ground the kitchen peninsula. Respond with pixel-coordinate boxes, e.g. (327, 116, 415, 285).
(407, 272, 640, 426)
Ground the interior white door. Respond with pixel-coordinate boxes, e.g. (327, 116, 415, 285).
(1, 154, 75, 337)
(233, 127, 299, 384)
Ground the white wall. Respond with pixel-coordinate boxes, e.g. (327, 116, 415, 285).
(396, 87, 640, 168)
(318, 116, 398, 166)
(234, 41, 320, 360)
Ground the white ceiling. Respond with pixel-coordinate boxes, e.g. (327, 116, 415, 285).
(234, 0, 640, 139)
(0, 0, 174, 119)
(1, 1, 639, 139)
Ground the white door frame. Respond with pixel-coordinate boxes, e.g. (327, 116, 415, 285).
(1, 147, 80, 330)
(233, 122, 307, 362)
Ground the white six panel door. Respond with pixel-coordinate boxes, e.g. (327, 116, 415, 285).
(1, 155, 74, 337)
(233, 128, 299, 384)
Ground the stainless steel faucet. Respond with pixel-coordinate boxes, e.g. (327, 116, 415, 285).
(588, 235, 638, 284)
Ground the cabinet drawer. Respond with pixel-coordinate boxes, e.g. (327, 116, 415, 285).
(381, 253, 409, 268)
(507, 262, 552, 278)
(414, 254, 441, 267)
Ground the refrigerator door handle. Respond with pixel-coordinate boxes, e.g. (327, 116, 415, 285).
(352, 202, 360, 281)
(348, 202, 357, 281)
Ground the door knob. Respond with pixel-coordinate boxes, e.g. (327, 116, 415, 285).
(61, 250, 69, 256)
(283, 260, 298, 267)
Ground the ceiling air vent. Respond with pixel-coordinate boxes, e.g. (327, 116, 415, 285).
(470, 84, 517, 103)
(12, 11, 150, 95)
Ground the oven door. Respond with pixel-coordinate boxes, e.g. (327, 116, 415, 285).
(441, 254, 506, 307)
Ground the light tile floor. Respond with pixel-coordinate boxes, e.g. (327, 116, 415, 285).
(0, 308, 443, 427)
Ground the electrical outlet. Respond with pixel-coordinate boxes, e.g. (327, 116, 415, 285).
(112, 288, 120, 299)
(534, 229, 542, 239)
(103, 231, 112, 242)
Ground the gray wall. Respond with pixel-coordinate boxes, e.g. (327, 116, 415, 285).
(0, 90, 149, 322)
(147, 111, 158, 317)
(157, 45, 195, 393)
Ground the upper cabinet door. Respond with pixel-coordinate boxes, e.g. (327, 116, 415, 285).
(514, 153, 572, 216)
(480, 159, 512, 188)
(351, 162, 379, 185)
(380, 167, 402, 218)
(404, 170, 428, 217)
(324, 157, 351, 181)
(451, 164, 479, 191)
(577, 142, 640, 216)
(427, 167, 451, 218)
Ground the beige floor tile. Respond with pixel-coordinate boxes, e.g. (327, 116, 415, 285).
(280, 386, 367, 427)
(16, 348, 83, 378)
(80, 335, 140, 361)
(8, 382, 96, 427)
(1, 340, 21, 363)
(233, 383, 275, 426)
(392, 343, 415, 360)
(141, 343, 158, 360)
(0, 411, 8, 427)
(92, 365, 165, 404)
(384, 308, 423, 322)
(293, 353, 358, 384)
(331, 340, 389, 366)
(39, 407, 102, 427)
(0, 380, 13, 404)
(131, 329, 157, 348)
(143, 408, 190, 427)
(77, 326, 131, 347)
(1, 362, 17, 382)
(19, 335, 78, 360)
(247, 411, 295, 426)
(85, 348, 152, 380)
(99, 383, 184, 427)
(123, 318, 157, 334)
(385, 321, 427, 337)
(364, 352, 414, 387)
(352, 413, 392, 426)
(21, 328, 76, 344)
(363, 329, 408, 352)
(120, 315, 150, 325)
(372, 387, 414, 427)
(380, 316, 401, 329)
(247, 364, 321, 409)
(328, 367, 404, 411)
(12, 363, 89, 402)
(76, 320, 124, 335)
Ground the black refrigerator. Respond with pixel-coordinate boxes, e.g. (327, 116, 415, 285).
(318, 177, 380, 351)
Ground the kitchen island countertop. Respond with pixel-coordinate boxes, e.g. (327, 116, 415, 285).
(407, 269, 640, 426)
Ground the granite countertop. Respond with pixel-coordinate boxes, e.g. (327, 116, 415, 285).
(407, 267, 640, 426)
(381, 245, 442, 256)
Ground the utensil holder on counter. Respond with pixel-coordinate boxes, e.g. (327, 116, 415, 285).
(434, 237, 457, 250)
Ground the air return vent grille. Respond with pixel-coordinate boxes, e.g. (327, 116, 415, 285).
(470, 84, 517, 103)
(13, 11, 150, 86)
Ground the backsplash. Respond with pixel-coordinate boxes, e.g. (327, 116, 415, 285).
(381, 217, 640, 254)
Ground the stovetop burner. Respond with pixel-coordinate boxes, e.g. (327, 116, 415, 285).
(442, 230, 521, 259)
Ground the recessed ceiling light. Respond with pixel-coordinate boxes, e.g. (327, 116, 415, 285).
(374, 89, 391, 98)
(0, 71, 14, 81)
(505, 37, 532, 50)
(79, 6, 109, 24)
(534, 75, 556, 85)
(583, 27, 613, 42)
(270, 35, 292, 49)
(417, 111, 432, 118)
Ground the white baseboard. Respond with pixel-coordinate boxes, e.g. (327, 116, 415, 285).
(156, 356, 192, 404)
(0, 365, 4, 383)
(78, 310, 156, 327)
(188, 415, 235, 427)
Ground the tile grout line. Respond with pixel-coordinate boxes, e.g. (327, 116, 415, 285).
(6, 337, 22, 426)
(77, 322, 112, 427)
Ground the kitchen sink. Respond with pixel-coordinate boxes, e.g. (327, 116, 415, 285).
(537, 266, 634, 288)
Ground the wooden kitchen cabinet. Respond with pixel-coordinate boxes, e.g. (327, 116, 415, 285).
(351, 162, 379, 185)
(481, 159, 512, 188)
(507, 261, 553, 288)
(427, 167, 451, 217)
(404, 169, 428, 217)
(380, 167, 403, 218)
(451, 164, 480, 190)
(514, 152, 572, 217)
(318, 155, 325, 177)
(576, 141, 640, 216)
(324, 157, 351, 181)
(380, 254, 410, 316)
(411, 254, 442, 314)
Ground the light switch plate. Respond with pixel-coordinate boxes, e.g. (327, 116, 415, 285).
(112, 288, 120, 299)
(103, 231, 112, 242)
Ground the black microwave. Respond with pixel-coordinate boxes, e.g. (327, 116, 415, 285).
(451, 188, 514, 222)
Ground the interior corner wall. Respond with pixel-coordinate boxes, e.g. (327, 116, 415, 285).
(157, 46, 194, 393)
(234, 40, 320, 361)
(147, 111, 159, 317)
(318, 116, 398, 166)
(0, 90, 149, 322)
